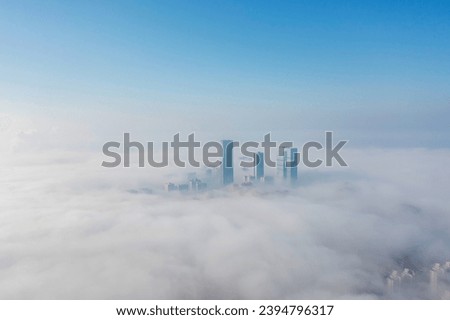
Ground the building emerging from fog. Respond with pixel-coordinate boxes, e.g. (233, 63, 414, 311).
(278, 147, 299, 184)
(289, 147, 299, 182)
(277, 147, 288, 179)
(386, 260, 450, 299)
(430, 262, 450, 297)
(387, 268, 415, 295)
(253, 152, 264, 181)
(222, 140, 234, 185)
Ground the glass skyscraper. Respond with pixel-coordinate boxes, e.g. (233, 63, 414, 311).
(222, 140, 234, 185)
(290, 148, 298, 182)
(278, 147, 299, 183)
(254, 151, 264, 180)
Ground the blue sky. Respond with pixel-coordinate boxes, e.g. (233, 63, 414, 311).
(1, 1, 449, 146)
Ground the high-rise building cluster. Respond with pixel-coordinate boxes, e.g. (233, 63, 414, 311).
(386, 261, 450, 299)
(164, 139, 300, 193)
(221, 140, 299, 187)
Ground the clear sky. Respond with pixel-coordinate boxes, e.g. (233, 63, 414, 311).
(1, 1, 449, 146)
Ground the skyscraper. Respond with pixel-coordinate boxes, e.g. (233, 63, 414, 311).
(222, 140, 234, 185)
(278, 147, 299, 184)
(277, 147, 288, 179)
(254, 151, 264, 180)
(289, 148, 299, 182)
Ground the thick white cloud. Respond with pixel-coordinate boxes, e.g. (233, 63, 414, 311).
(0, 113, 449, 299)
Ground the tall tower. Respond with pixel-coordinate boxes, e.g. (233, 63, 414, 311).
(277, 147, 288, 179)
(222, 140, 234, 185)
(289, 148, 299, 182)
(278, 147, 299, 185)
(253, 152, 264, 180)
(430, 263, 442, 296)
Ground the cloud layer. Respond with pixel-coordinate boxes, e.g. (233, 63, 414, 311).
(1, 113, 449, 299)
